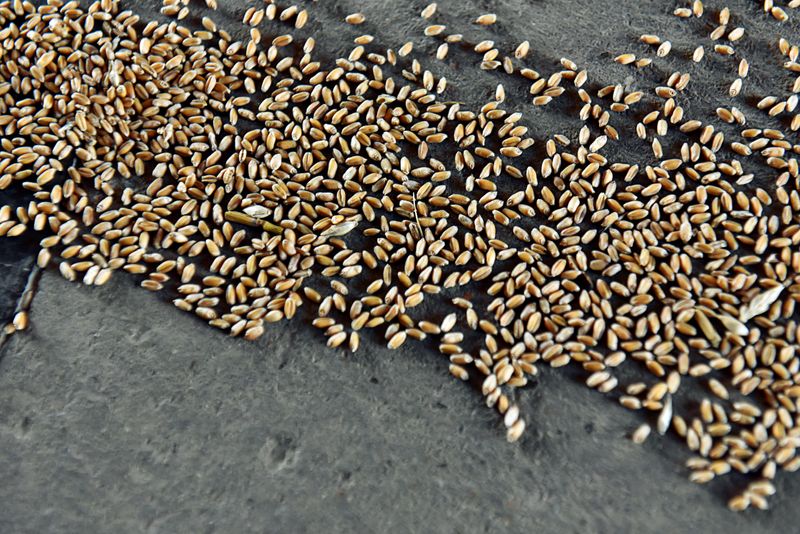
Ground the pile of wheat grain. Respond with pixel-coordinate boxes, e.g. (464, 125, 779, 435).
(1, 0, 799, 511)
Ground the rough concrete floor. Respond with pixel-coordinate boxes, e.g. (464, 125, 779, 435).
(1, 0, 799, 532)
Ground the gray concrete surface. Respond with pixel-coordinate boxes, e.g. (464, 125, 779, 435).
(6, 272, 800, 534)
(1, 0, 799, 532)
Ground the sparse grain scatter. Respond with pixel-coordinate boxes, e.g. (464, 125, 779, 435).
(421, 3, 437, 19)
(1, 0, 800, 514)
(345, 12, 365, 25)
(632, 424, 651, 444)
(475, 13, 497, 25)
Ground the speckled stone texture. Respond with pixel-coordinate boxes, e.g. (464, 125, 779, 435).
(1, 0, 799, 532)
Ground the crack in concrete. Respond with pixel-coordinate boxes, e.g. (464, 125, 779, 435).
(0, 263, 42, 357)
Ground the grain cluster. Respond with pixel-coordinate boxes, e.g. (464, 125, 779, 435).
(1, 0, 800, 511)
